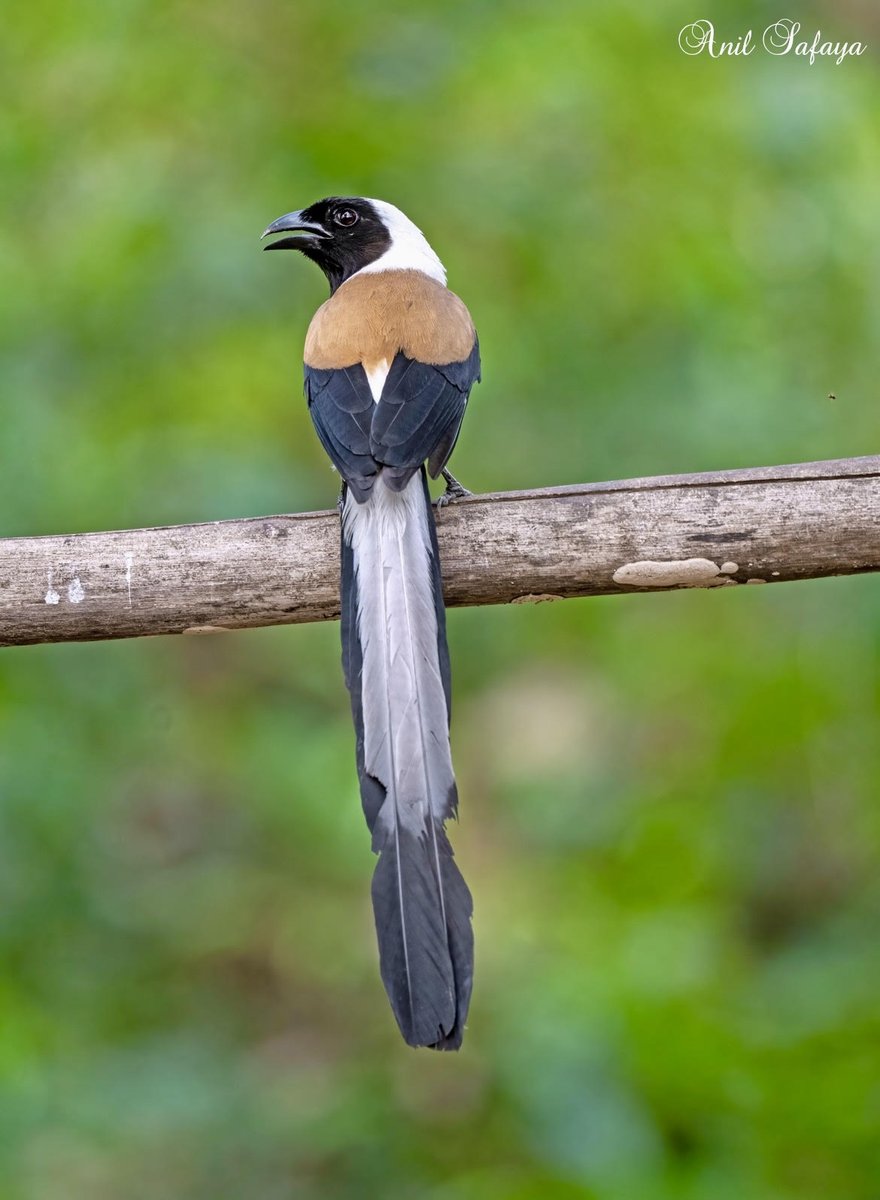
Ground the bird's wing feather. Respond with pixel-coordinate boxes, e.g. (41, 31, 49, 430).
(305, 364, 379, 500)
(371, 342, 481, 490)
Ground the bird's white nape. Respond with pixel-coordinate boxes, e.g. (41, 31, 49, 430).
(357, 199, 447, 285)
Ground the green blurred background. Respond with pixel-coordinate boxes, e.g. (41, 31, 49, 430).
(2, 0, 879, 1196)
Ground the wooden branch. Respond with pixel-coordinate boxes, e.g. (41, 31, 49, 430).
(1, 456, 878, 648)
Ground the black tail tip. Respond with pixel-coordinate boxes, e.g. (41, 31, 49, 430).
(401, 1020, 466, 1052)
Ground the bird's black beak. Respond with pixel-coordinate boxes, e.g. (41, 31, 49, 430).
(261, 210, 330, 251)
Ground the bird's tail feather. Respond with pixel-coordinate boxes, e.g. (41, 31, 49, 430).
(341, 469, 473, 1049)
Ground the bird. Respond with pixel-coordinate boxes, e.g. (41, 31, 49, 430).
(262, 197, 481, 1049)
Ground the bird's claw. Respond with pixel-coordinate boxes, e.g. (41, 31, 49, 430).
(436, 469, 472, 509)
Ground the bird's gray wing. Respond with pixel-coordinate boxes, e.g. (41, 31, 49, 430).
(370, 341, 481, 492)
(304, 363, 379, 502)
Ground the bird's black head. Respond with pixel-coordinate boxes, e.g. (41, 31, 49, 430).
(262, 197, 392, 294)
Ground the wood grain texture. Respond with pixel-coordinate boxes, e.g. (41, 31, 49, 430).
(1, 455, 878, 647)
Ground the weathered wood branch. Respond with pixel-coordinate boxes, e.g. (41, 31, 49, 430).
(1, 456, 878, 648)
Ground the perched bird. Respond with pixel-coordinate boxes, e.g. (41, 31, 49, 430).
(262, 197, 481, 1049)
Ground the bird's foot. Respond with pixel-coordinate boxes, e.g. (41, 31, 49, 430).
(436, 469, 472, 509)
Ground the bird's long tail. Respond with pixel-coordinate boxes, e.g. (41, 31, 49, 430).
(340, 468, 473, 1049)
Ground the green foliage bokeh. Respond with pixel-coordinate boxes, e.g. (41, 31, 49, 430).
(1, 1, 879, 1197)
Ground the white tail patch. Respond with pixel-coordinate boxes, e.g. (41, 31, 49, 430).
(344, 477, 454, 835)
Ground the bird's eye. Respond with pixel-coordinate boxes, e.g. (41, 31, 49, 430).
(334, 208, 359, 227)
